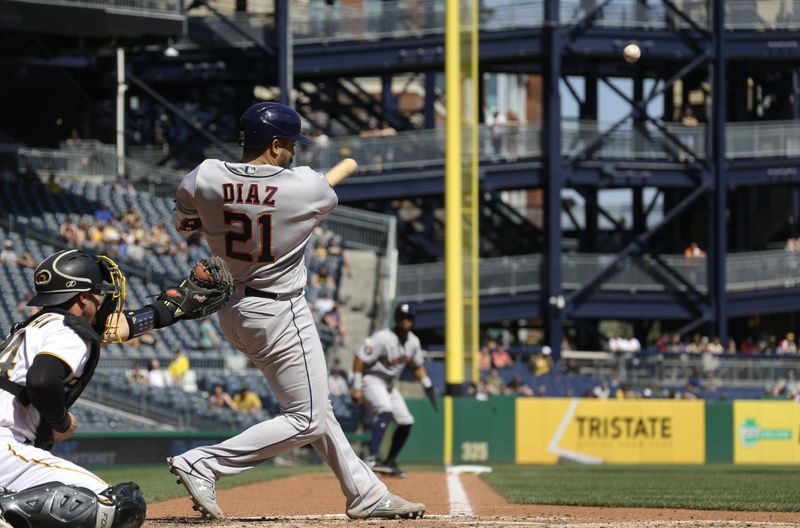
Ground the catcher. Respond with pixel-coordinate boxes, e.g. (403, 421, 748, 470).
(0, 249, 232, 528)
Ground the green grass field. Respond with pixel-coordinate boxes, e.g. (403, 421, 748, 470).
(93, 463, 800, 512)
(482, 465, 800, 512)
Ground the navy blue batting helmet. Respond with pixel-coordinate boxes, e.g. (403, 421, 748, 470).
(394, 303, 416, 319)
(239, 102, 313, 151)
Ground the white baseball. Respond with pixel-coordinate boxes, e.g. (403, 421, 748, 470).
(623, 43, 641, 63)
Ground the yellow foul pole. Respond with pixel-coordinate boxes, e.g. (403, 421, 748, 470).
(444, 0, 464, 465)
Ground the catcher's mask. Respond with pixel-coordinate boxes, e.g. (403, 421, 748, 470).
(28, 249, 126, 341)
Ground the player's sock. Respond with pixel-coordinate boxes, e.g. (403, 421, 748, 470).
(370, 413, 394, 457)
(385, 424, 412, 465)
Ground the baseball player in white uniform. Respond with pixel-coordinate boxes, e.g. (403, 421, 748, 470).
(351, 303, 437, 477)
(168, 102, 425, 520)
(0, 248, 231, 528)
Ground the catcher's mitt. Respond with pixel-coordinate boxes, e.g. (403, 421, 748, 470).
(157, 256, 234, 321)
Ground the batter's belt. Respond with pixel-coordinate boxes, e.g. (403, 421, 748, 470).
(244, 286, 304, 301)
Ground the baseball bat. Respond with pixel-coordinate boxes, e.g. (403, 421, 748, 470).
(325, 158, 358, 187)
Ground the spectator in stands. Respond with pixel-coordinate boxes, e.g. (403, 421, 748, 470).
(684, 367, 704, 399)
(779, 332, 798, 355)
(147, 358, 168, 388)
(323, 307, 346, 345)
(45, 173, 62, 195)
(94, 203, 114, 223)
(60, 219, 81, 248)
(0, 239, 36, 268)
(561, 357, 579, 375)
(489, 339, 513, 369)
(679, 105, 699, 161)
(233, 386, 263, 414)
(483, 368, 504, 395)
(311, 264, 337, 296)
(127, 238, 146, 262)
(772, 369, 799, 400)
(477, 346, 491, 371)
(328, 358, 350, 397)
(683, 242, 706, 259)
(114, 175, 136, 194)
(86, 220, 105, 250)
(122, 207, 141, 227)
(530, 346, 552, 376)
(592, 381, 611, 399)
(326, 239, 349, 289)
(505, 111, 521, 161)
(151, 220, 175, 256)
(16, 292, 40, 317)
(505, 376, 533, 397)
(127, 365, 148, 385)
(486, 109, 507, 158)
(197, 317, 221, 350)
(168, 348, 190, 386)
(313, 289, 336, 320)
(209, 384, 236, 411)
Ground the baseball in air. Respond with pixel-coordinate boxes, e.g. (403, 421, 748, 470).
(623, 43, 641, 63)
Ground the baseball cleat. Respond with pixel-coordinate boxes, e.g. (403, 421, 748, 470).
(167, 457, 225, 520)
(372, 461, 395, 475)
(386, 462, 407, 478)
(347, 492, 425, 519)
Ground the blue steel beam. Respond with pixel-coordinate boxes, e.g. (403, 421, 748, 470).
(543, 0, 564, 357)
(333, 158, 800, 203)
(709, 0, 728, 344)
(408, 287, 800, 330)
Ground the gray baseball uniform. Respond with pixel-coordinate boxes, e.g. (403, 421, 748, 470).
(358, 329, 424, 426)
(172, 160, 387, 515)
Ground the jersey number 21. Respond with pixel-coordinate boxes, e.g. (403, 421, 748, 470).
(224, 210, 275, 263)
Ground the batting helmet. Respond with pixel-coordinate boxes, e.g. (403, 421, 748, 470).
(28, 249, 119, 307)
(239, 102, 313, 151)
(394, 303, 416, 320)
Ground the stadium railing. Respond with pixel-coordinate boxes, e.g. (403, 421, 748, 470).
(397, 250, 800, 302)
(196, 120, 800, 176)
(7, 0, 183, 17)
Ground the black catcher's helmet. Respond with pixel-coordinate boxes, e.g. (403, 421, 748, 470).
(28, 249, 117, 307)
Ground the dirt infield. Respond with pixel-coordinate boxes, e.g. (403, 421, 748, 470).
(145, 471, 800, 528)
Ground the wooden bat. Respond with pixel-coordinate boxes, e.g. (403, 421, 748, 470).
(325, 158, 358, 187)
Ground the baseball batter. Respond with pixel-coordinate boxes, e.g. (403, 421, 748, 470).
(0, 249, 231, 528)
(168, 102, 425, 520)
(351, 303, 437, 477)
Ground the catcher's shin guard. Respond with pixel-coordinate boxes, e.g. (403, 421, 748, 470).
(0, 482, 145, 528)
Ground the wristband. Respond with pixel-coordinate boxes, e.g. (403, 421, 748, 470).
(420, 376, 432, 389)
(352, 372, 363, 390)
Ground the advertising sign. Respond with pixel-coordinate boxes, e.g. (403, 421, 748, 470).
(516, 398, 705, 464)
(734, 401, 800, 463)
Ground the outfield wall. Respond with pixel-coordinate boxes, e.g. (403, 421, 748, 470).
(61, 398, 799, 465)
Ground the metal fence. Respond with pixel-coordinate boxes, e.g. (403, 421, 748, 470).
(397, 250, 800, 302)
(9, 0, 182, 16)
(322, 205, 396, 254)
(25, 120, 800, 193)
(624, 354, 800, 389)
(17, 141, 184, 189)
(292, 0, 542, 45)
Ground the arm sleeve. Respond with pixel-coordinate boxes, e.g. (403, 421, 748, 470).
(300, 167, 338, 221)
(356, 335, 384, 364)
(411, 340, 425, 368)
(26, 355, 72, 432)
(175, 164, 202, 232)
